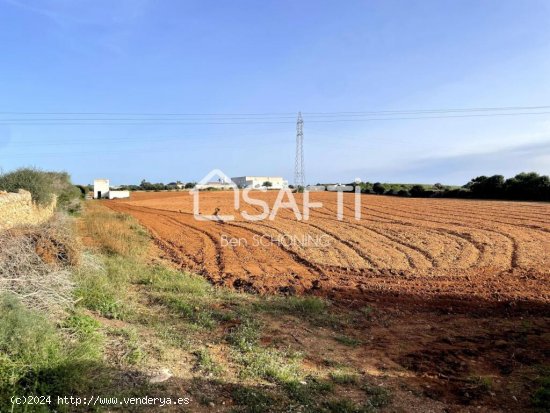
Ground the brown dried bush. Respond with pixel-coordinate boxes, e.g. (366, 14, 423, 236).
(0, 214, 80, 317)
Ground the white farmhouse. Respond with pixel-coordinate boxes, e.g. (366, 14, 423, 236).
(93, 179, 110, 199)
(231, 176, 288, 189)
(93, 179, 130, 200)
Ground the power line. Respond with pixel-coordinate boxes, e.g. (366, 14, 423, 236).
(0, 111, 297, 117)
(303, 105, 550, 115)
(0, 104, 549, 118)
(3, 131, 295, 146)
(0, 108, 548, 125)
(307, 111, 550, 122)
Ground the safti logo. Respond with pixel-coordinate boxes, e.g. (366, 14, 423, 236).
(190, 169, 362, 222)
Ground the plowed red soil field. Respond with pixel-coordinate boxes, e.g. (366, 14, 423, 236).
(108, 191, 549, 312)
(106, 191, 550, 411)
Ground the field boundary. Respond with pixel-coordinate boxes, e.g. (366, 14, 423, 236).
(0, 190, 56, 230)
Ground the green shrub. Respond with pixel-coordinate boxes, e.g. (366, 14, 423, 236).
(0, 168, 55, 206)
(0, 168, 81, 210)
(532, 375, 550, 409)
(46, 172, 81, 210)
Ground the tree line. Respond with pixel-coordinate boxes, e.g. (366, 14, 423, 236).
(86, 179, 197, 192)
(358, 172, 549, 201)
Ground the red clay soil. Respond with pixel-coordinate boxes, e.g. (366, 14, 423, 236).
(106, 192, 550, 412)
(107, 191, 550, 313)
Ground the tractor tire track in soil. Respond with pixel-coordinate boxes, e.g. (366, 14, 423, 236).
(107, 191, 550, 313)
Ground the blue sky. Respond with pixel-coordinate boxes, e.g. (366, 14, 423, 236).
(0, 0, 549, 185)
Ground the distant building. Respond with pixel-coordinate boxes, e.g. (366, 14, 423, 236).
(231, 176, 288, 189)
(194, 181, 235, 190)
(93, 179, 130, 199)
(108, 190, 130, 199)
(93, 179, 109, 199)
(168, 181, 185, 189)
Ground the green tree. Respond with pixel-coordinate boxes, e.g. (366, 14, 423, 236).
(410, 185, 426, 197)
(466, 175, 505, 198)
(372, 182, 385, 195)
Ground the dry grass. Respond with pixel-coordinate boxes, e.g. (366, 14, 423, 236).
(82, 202, 148, 257)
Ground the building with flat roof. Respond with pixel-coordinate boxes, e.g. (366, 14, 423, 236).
(231, 176, 288, 189)
(194, 181, 235, 190)
(93, 179, 129, 199)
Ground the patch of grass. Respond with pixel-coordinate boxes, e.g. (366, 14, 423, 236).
(227, 319, 262, 352)
(154, 324, 194, 350)
(257, 295, 328, 319)
(532, 374, 550, 410)
(324, 398, 365, 413)
(231, 386, 275, 413)
(138, 265, 242, 329)
(330, 369, 360, 385)
(360, 306, 374, 319)
(0, 294, 102, 411)
(468, 375, 493, 392)
(322, 358, 345, 368)
(194, 348, 223, 376)
(362, 383, 391, 408)
(73, 254, 148, 320)
(153, 293, 218, 329)
(0, 294, 63, 385)
(74, 262, 127, 319)
(107, 327, 144, 366)
(227, 317, 304, 383)
(82, 203, 148, 257)
(138, 265, 212, 296)
(62, 311, 103, 360)
(334, 335, 361, 347)
(233, 346, 303, 383)
(284, 377, 334, 405)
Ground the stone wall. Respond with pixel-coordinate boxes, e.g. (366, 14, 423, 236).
(0, 190, 56, 230)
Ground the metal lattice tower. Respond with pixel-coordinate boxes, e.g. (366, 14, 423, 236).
(294, 112, 305, 188)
